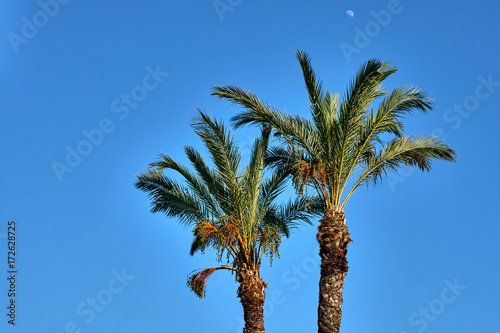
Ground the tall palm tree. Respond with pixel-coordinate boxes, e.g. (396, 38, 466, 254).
(211, 50, 457, 333)
(135, 109, 320, 333)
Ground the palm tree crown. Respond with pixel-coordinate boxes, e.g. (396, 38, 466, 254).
(135, 108, 319, 298)
(213, 51, 456, 211)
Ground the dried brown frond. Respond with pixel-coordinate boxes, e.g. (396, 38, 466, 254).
(186, 268, 217, 298)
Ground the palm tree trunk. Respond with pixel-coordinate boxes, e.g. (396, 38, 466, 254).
(237, 264, 267, 333)
(316, 209, 351, 333)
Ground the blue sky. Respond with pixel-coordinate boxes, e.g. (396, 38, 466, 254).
(1, 0, 499, 332)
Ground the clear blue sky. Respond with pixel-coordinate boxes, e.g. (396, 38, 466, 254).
(1, 1, 499, 332)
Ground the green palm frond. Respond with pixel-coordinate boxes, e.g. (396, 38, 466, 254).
(213, 50, 456, 212)
(369, 86, 433, 137)
(149, 152, 222, 219)
(337, 86, 435, 198)
(211, 85, 286, 131)
(341, 59, 396, 120)
(296, 51, 341, 162)
(264, 195, 323, 237)
(135, 170, 207, 225)
(264, 145, 309, 175)
(183, 146, 230, 215)
(212, 86, 322, 157)
(240, 126, 271, 232)
(370, 135, 456, 175)
(191, 109, 242, 201)
(296, 50, 325, 118)
(257, 169, 288, 216)
(342, 135, 457, 206)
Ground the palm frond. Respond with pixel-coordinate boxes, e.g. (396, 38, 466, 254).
(343, 135, 457, 206)
(135, 170, 207, 225)
(191, 109, 242, 194)
(187, 265, 237, 298)
(212, 85, 323, 158)
(319, 59, 396, 206)
(149, 152, 222, 219)
(211, 85, 286, 131)
(338, 86, 435, 197)
(240, 126, 271, 232)
(296, 50, 324, 118)
(341, 59, 396, 121)
(370, 86, 433, 138)
(257, 168, 288, 214)
(264, 195, 322, 236)
(297, 50, 341, 163)
(183, 146, 228, 215)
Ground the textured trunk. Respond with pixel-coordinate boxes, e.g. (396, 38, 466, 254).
(316, 209, 351, 333)
(237, 264, 267, 333)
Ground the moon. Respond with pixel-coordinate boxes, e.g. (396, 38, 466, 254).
(346, 10, 354, 18)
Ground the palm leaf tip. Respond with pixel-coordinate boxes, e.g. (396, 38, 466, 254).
(407, 136, 458, 168)
(186, 268, 217, 298)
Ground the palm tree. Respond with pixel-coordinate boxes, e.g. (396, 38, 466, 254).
(211, 50, 457, 333)
(135, 109, 320, 333)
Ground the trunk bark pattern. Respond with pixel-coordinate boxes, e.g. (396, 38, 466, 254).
(237, 264, 267, 333)
(317, 210, 351, 333)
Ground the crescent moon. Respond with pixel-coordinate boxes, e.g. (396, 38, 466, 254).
(346, 10, 354, 18)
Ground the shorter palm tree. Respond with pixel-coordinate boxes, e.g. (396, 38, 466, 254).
(135, 109, 320, 333)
